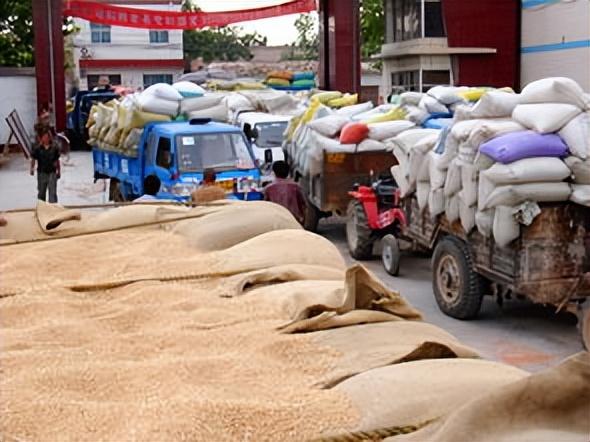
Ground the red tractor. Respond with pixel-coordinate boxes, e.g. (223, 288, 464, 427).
(346, 177, 407, 276)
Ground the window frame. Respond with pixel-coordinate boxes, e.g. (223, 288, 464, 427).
(90, 22, 111, 43)
(143, 74, 174, 89)
(149, 30, 169, 44)
(391, 0, 445, 42)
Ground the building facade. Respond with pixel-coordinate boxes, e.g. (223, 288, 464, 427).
(72, 1, 184, 91)
(380, 0, 520, 97)
(521, 0, 590, 91)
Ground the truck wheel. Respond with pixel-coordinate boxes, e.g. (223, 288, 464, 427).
(303, 203, 320, 232)
(432, 236, 484, 319)
(346, 200, 374, 260)
(382, 234, 401, 276)
(109, 180, 125, 202)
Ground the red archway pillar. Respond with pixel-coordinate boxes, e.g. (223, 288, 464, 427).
(32, 0, 66, 131)
(318, 0, 360, 94)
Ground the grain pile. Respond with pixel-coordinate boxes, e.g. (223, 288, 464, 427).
(1, 201, 588, 441)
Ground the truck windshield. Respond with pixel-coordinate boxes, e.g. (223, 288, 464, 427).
(177, 132, 255, 172)
(254, 122, 288, 147)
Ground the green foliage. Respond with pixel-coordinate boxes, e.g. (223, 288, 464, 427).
(0, 0, 33, 67)
(183, 27, 267, 63)
(0, 0, 79, 68)
(286, 13, 318, 60)
(360, 0, 384, 59)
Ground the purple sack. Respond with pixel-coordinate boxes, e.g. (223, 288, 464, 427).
(479, 130, 568, 164)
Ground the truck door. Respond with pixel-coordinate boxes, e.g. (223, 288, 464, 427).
(146, 134, 174, 182)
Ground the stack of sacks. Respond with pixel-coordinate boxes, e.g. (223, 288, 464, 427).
(512, 77, 590, 207)
(387, 128, 441, 199)
(138, 83, 182, 117)
(239, 89, 302, 115)
(181, 92, 228, 121)
(265, 70, 316, 90)
(476, 131, 571, 246)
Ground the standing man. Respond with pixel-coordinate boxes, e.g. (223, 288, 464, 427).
(30, 127, 60, 203)
(264, 161, 306, 225)
(191, 168, 226, 204)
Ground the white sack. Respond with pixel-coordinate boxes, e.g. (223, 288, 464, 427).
(466, 119, 525, 147)
(335, 101, 374, 118)
(419, 95, 448, 114)
(570, 185, 590, 207)
(429, 187, 445, 218)
(352, 104, 395, 122)
(390, 129, 441, 155)
(474, 152, 495, 171)
(138, 94, 179, 117)
(404, 105, 430, 125)
(459, 164, 478, 207)
(409, 133, 439, 184)
(475, 208, 494, 237)
(477, 174, 495, 211)
(565, 157, 590, 184)
(391, 165, 412, 197)
(482, 157, 571, 185)
(142, 83, 183, 101)
(483, 182, 571, 209)
(180, 93, 226, 114)
(307, 115, 350, 138)
(429, 152, 448, 189)
(455, 91, 520, 120)
(187, 102, 228, 122)
(400, 91, 423, 106)
(558, 112, 590, 159)
(357, 139, 386, 152)
(427, 86, 463, 105)
(393, 146, 410, 177)
(459, 199, 476, 233)
(458, 142, 477, 165)
(451, 119, 490, 142)
(417, 181, 430, 212)
(520, 77, 587, 109)
(493, 206, 520, 248)
(444, 160, 462, 197)
(368, 120, 415, 141)
(445, 194, 460, 222)
(512, 103, 581, 133)
(226, 93, 255, 112)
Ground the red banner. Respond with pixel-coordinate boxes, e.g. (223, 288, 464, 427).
(63, 0, 316, 30)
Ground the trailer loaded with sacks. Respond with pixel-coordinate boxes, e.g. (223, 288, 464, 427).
(342, 77, 590, 328)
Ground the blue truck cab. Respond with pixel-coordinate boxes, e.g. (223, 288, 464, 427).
(93, 119, 263, 202)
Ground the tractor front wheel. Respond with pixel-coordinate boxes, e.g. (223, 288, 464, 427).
(346, 200, 374, 260)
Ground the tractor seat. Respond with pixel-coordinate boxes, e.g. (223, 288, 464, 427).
(375, 183, 397, 197)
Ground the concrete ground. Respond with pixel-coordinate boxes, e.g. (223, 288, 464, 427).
(0, 151, 583, 372)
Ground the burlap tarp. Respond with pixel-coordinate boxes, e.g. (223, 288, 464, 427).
(312, 322, 481, 388)
(392, 351, 590, 442)
(334, 359, 528, 433)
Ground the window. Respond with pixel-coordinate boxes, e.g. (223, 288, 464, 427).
(391, 70, 419, 91)
(143, 74, 173, 88)
(422, 70, 451, 89)
(86, 74, 121, 90)
(391, 0, 445, 42)
(424, 0, 445, 37)
(177, 133, 255, 172)
(253, 122, 289, 148)
(149, 30, 169, 43)
(90, 23, 111, 43)
(156, 137, 172, 169)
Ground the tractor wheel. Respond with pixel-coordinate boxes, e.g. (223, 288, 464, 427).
(346, 200, 374, 260)
(432, 236, 485, 319)
(382, 234, 401, 276)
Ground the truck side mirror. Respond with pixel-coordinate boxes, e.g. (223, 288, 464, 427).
(251, 127, 259, 141)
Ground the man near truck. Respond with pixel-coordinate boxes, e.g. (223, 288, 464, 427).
(191, 169, 226, 204)
(264, 161, 306, 225)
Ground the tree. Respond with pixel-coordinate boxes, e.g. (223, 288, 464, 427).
(0, 0, 79, 68)
(0, 0, 33, 67)
(183, 27, 267, 63)
(360, 0, 384, 59)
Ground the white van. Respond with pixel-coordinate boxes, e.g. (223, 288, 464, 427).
(236, 112, 291, 170)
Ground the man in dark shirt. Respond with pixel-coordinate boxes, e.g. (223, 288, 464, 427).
(264, 161, 306, 225)
(30, 127, 60, 203)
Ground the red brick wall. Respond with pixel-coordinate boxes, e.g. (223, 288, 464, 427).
(442, 0, 520, 90)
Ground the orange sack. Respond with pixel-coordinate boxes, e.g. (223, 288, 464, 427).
(339, 122, 369, 144)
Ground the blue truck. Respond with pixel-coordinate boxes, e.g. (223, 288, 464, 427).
(93, 119, 263, 202)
